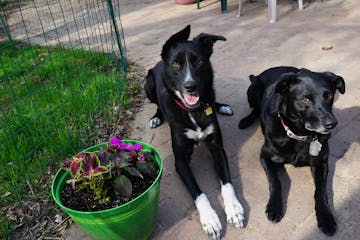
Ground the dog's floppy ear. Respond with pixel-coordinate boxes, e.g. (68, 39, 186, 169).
(323, 72, 345, 94)
(161, 25, 191, 60)
(268, 73, 297, 115)
(193, 33, 226, 56)
(274, 72, 297, 94)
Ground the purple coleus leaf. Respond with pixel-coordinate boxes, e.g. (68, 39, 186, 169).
(63, 153, 85, 177)
(81, 153, 108, 177)
(70, 160, 81, 177)
(75, 153, 85, 159)
(62, 158, 72, 168)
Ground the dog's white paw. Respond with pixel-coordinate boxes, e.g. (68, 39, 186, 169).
(221, 183, 245, 228)
(218, 106, 233, 116)
(195, 193, 222, 239)
(149, 117, 161, 128)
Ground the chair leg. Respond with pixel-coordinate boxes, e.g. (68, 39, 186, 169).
(298, 0, 303, 9)
(238, 0, 243, 17)
(220, 0, 227, 13)
(268, 0, 276, 23)
(197, 0, 200, 9)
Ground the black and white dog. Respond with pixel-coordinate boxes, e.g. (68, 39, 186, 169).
(145, 25, 245, 239)
(239, 66, 345, 236)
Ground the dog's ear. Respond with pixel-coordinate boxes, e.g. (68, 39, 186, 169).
(323, 72, 345, 94)
(274, 72, 297, 94)
(268, 93, 283, 115)
(268, 73, 297, 115)
(161, 25, 191, 60)
(193, 33, 226, 56)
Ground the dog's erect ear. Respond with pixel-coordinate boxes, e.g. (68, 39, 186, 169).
(323, 72, 345, 94)
(193, 33, 226, 56)
(274, 72, 297, 94)
(161, 25, 191, 60)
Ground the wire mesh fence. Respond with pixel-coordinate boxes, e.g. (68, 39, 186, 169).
(0, 0, 127, 217)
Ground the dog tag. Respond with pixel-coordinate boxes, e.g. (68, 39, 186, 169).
(309, 139, 322, 156)
(205, 106, 213, 116)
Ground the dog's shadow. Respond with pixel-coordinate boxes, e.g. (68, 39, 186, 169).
(327, 106, 360, 214)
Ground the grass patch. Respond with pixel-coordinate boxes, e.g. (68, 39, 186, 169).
(0, 40, 126, 207)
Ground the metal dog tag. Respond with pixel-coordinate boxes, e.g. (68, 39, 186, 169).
(205, 106, 213, 116)
(309, 139, 322, 156)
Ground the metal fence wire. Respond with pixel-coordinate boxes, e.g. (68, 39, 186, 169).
(0, 0, 127, 211)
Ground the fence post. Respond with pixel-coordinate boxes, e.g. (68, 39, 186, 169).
(0, 13, 12, 41)
(106, 0, 127, 73)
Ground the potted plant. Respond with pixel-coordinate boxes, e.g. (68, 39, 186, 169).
(51, 137, 163, 240)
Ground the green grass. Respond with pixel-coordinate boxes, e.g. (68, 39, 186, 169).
(0, 40, 126, 207)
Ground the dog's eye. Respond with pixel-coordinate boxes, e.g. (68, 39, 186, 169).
(170, 62, 181, 70)
(302, 97, 312, 103)
(195, 59, 204, 66)
(325, 93, 334, 101)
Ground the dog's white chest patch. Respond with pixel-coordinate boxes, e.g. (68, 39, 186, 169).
(184, 113, 214, 141)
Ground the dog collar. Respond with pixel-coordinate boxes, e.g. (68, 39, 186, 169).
(174, 99, 213, 116)
(278, 113, 309, 141)
(174, 99, 190, 111)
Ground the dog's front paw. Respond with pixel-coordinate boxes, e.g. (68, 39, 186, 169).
(316, 209, 337, 236)
(218, 105, 233, 116)
(195, 194, 222, 239)
(221, 183, 245, 228)
(266, 197, 283, 223)
(149, 117, 162, 128)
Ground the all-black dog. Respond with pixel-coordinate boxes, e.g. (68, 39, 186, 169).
(239, 66, 345, 236)
(145, 25, 245, 239)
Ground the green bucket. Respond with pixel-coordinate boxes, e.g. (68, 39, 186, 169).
(51, 140, 163, 240)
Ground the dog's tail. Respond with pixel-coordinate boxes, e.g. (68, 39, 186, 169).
(238, 75, 264, 129)
(144, 69, 158, 104)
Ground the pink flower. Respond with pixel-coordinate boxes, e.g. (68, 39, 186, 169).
(137, 155, 145, 163)
(110, 137, 142, 151)
(110, 137, 123, 148)
(127, 143, 142, 151)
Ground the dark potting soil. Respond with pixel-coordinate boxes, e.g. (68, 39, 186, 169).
(60, 175, 156, 212)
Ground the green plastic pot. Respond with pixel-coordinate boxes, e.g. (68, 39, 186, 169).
(52, 140, 163, 240)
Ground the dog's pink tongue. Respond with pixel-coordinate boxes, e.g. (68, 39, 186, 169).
(183, 93, 199, 106)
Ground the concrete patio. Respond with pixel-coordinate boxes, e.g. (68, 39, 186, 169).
(68, 0, 360, 239)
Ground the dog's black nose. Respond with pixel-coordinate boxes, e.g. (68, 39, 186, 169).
(324, 119, 337, 129)
(184, 81, 197, 92)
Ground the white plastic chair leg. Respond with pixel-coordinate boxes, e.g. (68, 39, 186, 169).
(298, 0, 303, 10)
(268, 0, 276, 23)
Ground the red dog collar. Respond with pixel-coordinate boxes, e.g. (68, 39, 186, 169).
(278, 113, 309, 141)
(174, 99, 190, 112)
(174, 99, 213, 116)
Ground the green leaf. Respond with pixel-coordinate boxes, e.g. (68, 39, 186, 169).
(124, 166, 143, 179)
(136, 162, 157, 177)
(119, 161, 133, 168)
(113, 175, 132, 198)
